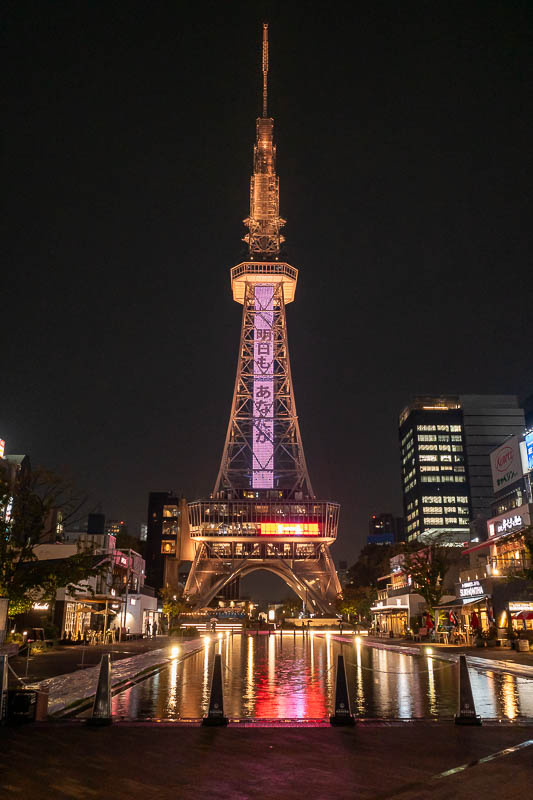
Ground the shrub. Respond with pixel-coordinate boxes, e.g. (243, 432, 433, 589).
(181, 626, 200, 639)
(6, 632, 24, 645)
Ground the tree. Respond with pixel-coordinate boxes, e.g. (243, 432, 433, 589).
(337, 584, 375, 622)
(160, 585, 189, 629)
(1, 465, 98, 618)
(348, 543, 398, 588)
(398, 534, 458, 611)
(279, 595, 301, 618)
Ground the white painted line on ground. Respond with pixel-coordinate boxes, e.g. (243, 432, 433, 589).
(434, 738, 533, 779)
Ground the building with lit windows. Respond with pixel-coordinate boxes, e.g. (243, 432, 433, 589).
(367, 513, 405, 545)
(400, 397, 470, 543)
(105, 519, 126, 536)
(399, 395, 525, 543)
(145, 493, 194, 592)
(146, 492, 181, 591)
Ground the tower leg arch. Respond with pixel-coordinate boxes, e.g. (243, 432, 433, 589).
(184, 553, 340, 616)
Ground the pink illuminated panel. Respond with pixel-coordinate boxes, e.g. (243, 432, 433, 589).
(253, 285, 274, 488)
(260, 523, 320, 536)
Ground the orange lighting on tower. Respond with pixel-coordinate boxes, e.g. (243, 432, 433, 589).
(260, 523, 320, 536)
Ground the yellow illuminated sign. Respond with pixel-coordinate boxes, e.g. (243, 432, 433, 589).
(260, 523, 319, 536)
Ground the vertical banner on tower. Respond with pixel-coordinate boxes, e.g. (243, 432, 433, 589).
(253, 285, 274, 488)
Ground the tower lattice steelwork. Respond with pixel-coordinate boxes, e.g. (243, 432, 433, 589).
(184, 25, 341, 613)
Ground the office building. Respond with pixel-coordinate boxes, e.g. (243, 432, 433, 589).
(146, 493, 194, 592)
(460, 395, 525, 522)
(105, 519, 126, 536)
(522, 393, 533, 428)
(399, 395, 525, 543)
(367, 513, 404, 545)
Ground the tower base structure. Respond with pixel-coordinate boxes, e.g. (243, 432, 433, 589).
(184, 497, 341, 614)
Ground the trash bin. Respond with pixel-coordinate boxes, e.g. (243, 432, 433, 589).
(8, 690, 37, 723)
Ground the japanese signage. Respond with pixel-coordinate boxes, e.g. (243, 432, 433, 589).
(509, 602, 533, 612)
(253, 285, 274, 488)
(487, 503, 530, 538)
(525, 431, 533, 472)
(260, 523, 320, 536)
(459, 580, 485, 599)
(0, 440, 4, 458)
(490, 435, 523, 493)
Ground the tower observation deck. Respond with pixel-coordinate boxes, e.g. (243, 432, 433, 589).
(184, 24, 341, 613)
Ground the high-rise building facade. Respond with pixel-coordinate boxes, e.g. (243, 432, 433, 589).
(183, 26, 340, 614)
(145, 492, 181, 591)
(400, 395, 525, 543)
(460, 395, 525, 522)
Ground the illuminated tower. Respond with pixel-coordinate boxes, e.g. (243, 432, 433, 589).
(184, 25, 341, 613)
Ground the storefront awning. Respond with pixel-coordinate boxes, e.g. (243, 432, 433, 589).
(435, 595, 490, 610)
(512, 611, 533, 621)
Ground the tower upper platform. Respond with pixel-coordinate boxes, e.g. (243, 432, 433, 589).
(231, 260, 298, 304)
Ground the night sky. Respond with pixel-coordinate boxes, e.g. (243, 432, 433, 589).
(4, 2, 532, 585)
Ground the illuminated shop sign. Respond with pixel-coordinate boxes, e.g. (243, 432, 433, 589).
(526, 431, 533, 472)
(509, 602, 533, 612)
(496, 514, 523, 535)
(490, 435, 523, 493)
(459, 580, 484, 600)
(0, 439, 5, 458)
(32, 602, 49, 610)
(487, 503, 530, 538)
(259, 523, 320, 536)
(252, 285, 274, 488)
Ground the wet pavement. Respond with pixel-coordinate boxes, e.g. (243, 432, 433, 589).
(35, 639, 203, 716)
(7, 636, 175, 689)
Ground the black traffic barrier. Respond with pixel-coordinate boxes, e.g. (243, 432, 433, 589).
(86, 654, 112, 726)
(330, 654, 355, 726)
(202, 653, 228, 726)
(455, 654, 481, 726)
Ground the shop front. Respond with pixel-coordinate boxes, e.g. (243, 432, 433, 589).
(508, 601, 533, 632)
(437, 575, 533, 644)
(371, 593, 426, 636)
(56, 593, 121, 642)
(435, 579, 494, 642)
(495, 600, 533, 634)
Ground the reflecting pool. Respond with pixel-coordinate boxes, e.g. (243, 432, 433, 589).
(108, 634, 533, 720)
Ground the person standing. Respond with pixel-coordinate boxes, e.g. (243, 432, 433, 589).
(152, 620, 158, 637)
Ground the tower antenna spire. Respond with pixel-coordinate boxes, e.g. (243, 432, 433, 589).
(262, 22, 269, 117)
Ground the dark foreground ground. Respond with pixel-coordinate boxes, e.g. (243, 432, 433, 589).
(1, 723, 532, 800)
